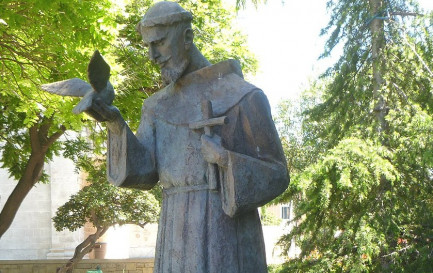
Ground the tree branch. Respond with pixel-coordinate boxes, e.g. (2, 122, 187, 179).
(29, 123, 40, 153)
(390, 12, 422, 17)
(45, 125, 66, 148)
(0, 57, 32, 65)
(136, 222, 149, 228)
(58, 225, 110, 273)
(381, 245, 412, 258)
(402, 36, 433, 78)
(38, 117, 53, 145)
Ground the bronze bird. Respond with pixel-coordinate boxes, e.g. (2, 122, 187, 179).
(41, 50, 114, 121)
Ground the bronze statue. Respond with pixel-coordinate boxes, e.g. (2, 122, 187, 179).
(43, 2, 288, 272)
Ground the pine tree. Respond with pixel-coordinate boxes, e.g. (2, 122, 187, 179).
(276, 0, 433, 272)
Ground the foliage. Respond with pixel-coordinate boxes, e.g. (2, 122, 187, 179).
(53, 157, 160, 233)
(0, 0, 116, 238)
(53, 157, 159, 273)
(268, 264, 285, 273)
(0, 0, 114, 180)
(276, 0, 433, 272)
(234, 0, 267, 11)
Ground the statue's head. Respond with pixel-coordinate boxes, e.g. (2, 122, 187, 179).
(137, 1, 194, 84)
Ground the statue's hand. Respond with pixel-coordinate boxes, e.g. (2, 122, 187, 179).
(200, 134, 228, 167)
(87, 97, 121, 122)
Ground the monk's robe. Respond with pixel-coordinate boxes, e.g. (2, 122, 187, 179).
(107, 60, 289, 273)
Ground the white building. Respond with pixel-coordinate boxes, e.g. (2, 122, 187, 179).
(0, 155, 82, 259)
(0, 155, 157, 260)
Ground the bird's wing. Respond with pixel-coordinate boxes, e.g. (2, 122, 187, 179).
(40, 78, 92, 97)
(87, 50, 110, 93)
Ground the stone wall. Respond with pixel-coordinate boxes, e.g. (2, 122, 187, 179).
(0, 155, 83, 259)
(0, 169, 52, 259)
(0, 259, 154, 273)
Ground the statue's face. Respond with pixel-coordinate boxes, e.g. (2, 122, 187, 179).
(142, 25, 189, 84)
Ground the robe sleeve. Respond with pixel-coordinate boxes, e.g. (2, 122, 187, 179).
(219, 90, 289, 217)
(107, 106, 158, 189)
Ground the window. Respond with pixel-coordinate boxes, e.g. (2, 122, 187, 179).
(281, 204, 291, 220)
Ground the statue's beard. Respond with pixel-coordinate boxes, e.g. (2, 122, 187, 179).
(161, 57, 189, 85)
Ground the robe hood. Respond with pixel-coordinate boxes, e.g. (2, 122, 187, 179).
(142, 59, 259, 125)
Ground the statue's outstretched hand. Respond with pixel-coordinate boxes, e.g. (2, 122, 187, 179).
(200, 134, 228, 167)
(87, 97, 121, 122)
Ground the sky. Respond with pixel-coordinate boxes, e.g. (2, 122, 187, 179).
(235, 0, 433, 109)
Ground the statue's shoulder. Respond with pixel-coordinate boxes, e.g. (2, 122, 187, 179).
(204, 60, 261, 116)
(210, 73, 261, 116)
(141, 84, 172, 115)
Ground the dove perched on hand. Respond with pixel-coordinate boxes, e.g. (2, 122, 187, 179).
(41, 50, 114, 121)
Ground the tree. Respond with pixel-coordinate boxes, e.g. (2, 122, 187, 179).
(0, 0, 115, 238)
(53, 158, 160, 273)
(276, 0, 433, 272)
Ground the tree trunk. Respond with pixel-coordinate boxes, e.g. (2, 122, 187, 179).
(369, 0, 388, 134)
(0, 121, 65, 238)
(0, 152, 45, 237)
(369, 1, 395, 269)
(58, 225, 109, 273)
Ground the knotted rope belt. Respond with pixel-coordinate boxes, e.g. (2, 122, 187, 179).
(163, 183, 213, 196)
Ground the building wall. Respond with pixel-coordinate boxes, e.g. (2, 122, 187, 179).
(262, 203, 300, 264)
(100, 224, 158, 259)
(0, 258, 154, 273)
(0, 155, 83, 260)
(0, 168, 52, 259)
(0, 154, 158, 261)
